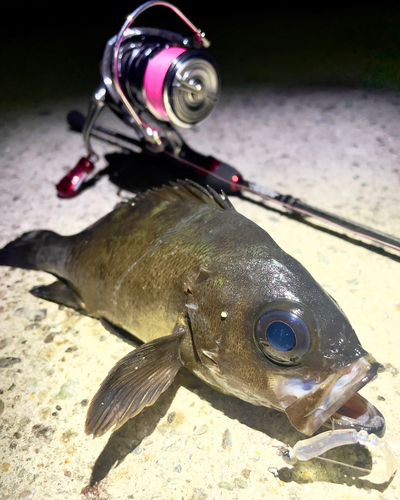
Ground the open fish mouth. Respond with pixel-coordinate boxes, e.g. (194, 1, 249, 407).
(283, 354, 384, 437)
(324, 392, 385, 437)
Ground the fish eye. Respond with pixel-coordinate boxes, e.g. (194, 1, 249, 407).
(255, 307, 312, 365)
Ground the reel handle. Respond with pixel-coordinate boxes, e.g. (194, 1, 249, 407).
(56, 157, 95, 198)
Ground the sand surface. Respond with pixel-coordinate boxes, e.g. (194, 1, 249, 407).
(1, 7, 400, 499)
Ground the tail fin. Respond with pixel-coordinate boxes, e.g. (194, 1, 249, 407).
(0, 230, 63, 272)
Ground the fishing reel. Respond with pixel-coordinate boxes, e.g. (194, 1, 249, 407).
(57, 0, 234, 198)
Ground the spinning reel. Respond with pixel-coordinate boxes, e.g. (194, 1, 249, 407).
(57, 0, 233, 197)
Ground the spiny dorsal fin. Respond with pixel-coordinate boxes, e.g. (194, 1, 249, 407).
(134, 180, 235, 212)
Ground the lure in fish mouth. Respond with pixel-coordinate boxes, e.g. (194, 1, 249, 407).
(0, 181, 386, 440)
(250, 298, 385, 436)
(277, 354, 384, 436)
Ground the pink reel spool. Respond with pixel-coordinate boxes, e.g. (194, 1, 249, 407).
(143, 46, 187, 122)
(142, 46, 220, 129)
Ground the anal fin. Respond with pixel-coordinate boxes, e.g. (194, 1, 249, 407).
(85, 322, 186, 438)
(30, 280, 86, 313)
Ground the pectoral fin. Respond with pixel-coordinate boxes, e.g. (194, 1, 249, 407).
(85, 326, 185, 438)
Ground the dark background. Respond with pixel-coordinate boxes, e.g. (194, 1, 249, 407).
(1, 1, 400, 111)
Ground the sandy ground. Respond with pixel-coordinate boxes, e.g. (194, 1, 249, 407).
(0, 86, 399, 500)
(1, 6, 400, 499)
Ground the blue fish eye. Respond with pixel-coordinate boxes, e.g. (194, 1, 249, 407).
(255, 307, 312, 365)
(266, 321, 296, 351)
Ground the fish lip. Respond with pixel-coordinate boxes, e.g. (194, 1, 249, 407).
(284, 354, 382, 436)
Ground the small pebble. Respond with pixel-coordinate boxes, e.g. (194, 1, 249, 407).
(0, 357, 21, 368)
(55, 378, 80, 400)
(64, 471, 72, 477)
(234, 478, 247, 489)
(26, 379, 37, 392)
(241, 468, 251, 479)
(14, 307, 29, 318)
(19, 417, 31, 427)
(377, 395, 386, 401)
(193, 424, 208, 436)
(18, 490, 35, 500)
(24, 323, 40, 331)
(173, 464, 182, 473)
(218, 481, 234, 491)
(31, 424, 56, 441)
(222, 429, 232, 449)
(61, 429, 78, 443)
(65, 346, 78, 353)
(44, 333, 55, 343)
(189, 489, 212, 500)
(55, 405, 62, 411)
(80, 399, 89, 407)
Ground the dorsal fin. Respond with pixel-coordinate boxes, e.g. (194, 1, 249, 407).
(133, 180, 235, 212)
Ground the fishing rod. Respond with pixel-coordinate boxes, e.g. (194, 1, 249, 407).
(56, 1, 400, 254)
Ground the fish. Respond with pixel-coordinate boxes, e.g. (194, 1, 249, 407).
(0, 180, 385, 439)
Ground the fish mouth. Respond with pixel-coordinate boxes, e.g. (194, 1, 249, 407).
(283, 354, 384, 437)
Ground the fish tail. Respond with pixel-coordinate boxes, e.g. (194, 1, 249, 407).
(0, 230, 64, 272)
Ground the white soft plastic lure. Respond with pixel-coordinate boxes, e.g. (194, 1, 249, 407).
(278, 429, 397, 484)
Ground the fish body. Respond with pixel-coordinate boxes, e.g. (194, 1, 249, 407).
(0, 181, 384, 438)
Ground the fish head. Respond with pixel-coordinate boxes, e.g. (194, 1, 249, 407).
(187, 248, 384, 437)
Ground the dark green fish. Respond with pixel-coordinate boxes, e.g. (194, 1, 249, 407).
(0, 181, 384, 438)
